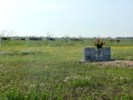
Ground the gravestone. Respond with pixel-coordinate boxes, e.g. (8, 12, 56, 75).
(82, 47, 111, 62)
(95, 49, 103, 61)
(82, 48, 96, 62)
(101, 47, 111, 61)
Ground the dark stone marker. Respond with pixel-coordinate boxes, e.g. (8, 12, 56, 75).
(82, 47, 111, 62)
(82, 48, 95, 62)
(102, 47, 111, 61)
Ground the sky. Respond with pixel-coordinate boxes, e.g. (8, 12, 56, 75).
(0, 0, 133, 37)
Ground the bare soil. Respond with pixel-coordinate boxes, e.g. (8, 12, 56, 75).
(94, 60, 133, 67)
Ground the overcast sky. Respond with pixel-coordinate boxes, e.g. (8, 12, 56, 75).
(0, 0, 133, 37)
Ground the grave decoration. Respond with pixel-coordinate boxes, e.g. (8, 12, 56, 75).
(94, 38, 105, 49)
(82, 39, 111, 62)
(94, 38, 105, 56)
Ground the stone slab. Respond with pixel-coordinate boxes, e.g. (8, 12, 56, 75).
(82, 47, 111, 62)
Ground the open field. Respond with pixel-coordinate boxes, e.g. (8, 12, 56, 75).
(0, 39, 133, 99)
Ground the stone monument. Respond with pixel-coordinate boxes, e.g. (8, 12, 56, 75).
(82, 47, 111, 62)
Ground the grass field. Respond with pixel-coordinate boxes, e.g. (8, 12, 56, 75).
(0, 39, 133, 100)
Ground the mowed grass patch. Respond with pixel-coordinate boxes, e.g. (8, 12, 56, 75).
(112, 46, 133, 60)
(0, 41, 133, 99)
(1, 61, 133, 99)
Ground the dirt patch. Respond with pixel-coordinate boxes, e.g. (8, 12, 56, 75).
(95, 60, 133, 67)
(0, 52, 11, 55)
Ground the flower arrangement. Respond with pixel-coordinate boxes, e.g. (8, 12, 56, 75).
(94, 38, 105, 49)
